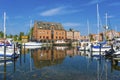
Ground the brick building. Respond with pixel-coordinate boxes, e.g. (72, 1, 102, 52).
(105, 30, 119, 40)
(32, 21, 66, 42)
(66, 29, 80, 41)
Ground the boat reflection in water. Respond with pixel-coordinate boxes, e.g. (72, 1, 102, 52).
(111, 59, 120, 72)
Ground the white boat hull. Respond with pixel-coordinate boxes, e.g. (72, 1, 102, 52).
(91, 47, 111, 52)
(0, 47, 20, 57)
(23, 46, 41, 49)
(22, 42, 42, 46)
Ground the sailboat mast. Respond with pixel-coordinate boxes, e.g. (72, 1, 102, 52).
(87, 20, 90, 41)
(97, 4, 100, 41)
(29, 20, 32, 40)
(105, 13, 108, 39)
(4, 12, 6, 39)
(105, 13, 108, 28)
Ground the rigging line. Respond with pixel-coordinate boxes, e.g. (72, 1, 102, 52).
(108, 18, 116, 38)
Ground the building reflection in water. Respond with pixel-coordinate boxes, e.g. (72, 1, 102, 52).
(31, 46, 78, 68)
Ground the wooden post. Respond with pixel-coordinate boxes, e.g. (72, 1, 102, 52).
(99, 44, 101, 55)
(14, 43, 15, 60)
(4, 42, 6, 61)
(90, 44, 93, 56)
(111, 44, 113, 50)
(84, 45, 86, 54)
(24, 43, 26, 63)
(20, 43, 22, 66)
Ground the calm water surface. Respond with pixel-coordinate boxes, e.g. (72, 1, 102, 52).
(0, 46, 120, 80)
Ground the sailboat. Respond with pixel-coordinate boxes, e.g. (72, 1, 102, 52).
(0, 12, 19, 58)
(77, 20, 91, 51)
(90, 4, 111, 52)
(22, 20, 42, 48)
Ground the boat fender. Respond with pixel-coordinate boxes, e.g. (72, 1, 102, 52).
(11, 53, 19, 59)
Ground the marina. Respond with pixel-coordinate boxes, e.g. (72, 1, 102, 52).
(0, 46, 120, 80)
(0, 0, 120, 80)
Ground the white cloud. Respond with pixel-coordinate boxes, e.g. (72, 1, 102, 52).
(84, 0, 107, 6)
(109, 2, 120, 6)
(40, 7, 63, 16)
(63, 22, 81, 27)
(107, 15, 114, 18)
(40, 6, 80, 16)
(14, 16, 23, 19)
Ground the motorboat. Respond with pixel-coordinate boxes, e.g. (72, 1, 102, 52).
(23, 45, 42, 49)
(89, 41, 111, 52)
(0, 47, 20, 58)
(22, 41, 42, 46)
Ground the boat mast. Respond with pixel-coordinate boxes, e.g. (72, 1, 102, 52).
(29, 20, 32, 41)
(3, 12, 6, 39)
(87, 20, 90, 42)
(105, 13, 107, 28)
(105, 13, 108, 39)
(97, 4, 100, 41)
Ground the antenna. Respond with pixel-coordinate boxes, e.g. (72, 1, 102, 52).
(4, 12, 6, 39)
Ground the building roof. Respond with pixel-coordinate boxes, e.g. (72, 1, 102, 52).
(35, 21, 65, 30)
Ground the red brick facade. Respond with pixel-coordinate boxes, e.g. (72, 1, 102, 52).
(32, 21, 66, 41)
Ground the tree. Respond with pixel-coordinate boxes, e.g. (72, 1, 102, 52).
(7, 34, 13, 38)
(14, 35, 18, 41)
(0, 31, 4, 38)
(19, 32, 24, 40)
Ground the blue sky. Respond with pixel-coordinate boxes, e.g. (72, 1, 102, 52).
(0, 0, 120, 35)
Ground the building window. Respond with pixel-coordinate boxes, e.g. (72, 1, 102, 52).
(40, 36, 41, 38)
(43, 36, 45, 39)
(59, 33, 61, 35)
(59, 36, 61, 39)
(62, 32, 64, 35)
(46, 36, 49, 39)
(56, 36, 58, 39)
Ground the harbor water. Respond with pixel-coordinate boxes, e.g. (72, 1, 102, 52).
(0, 46, 120, 80)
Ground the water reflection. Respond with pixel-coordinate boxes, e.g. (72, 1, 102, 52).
(1, 46, 120, 80)
(111, 59, 120, 72)
(3, 61, 6, 80)
(31, 47, 77, 68)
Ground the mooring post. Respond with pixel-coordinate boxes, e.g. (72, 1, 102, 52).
(84, 45, 86, 54)
(14, 43, 15, 60)
(111, 44, 113, 50)
(20, 43, 22, 66)
(24, 43, 26, 63)
(4, 42, 6, 61)
(13, 43, 16, 72)
(99, 44, 101, 55)
(90, 44, 93, 56)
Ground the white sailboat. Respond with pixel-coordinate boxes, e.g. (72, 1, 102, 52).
(22, 20, 42, 48)
(90, 4, 111, 52)
(77, 20, 91, 51)
(0, 12, 19, 58)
